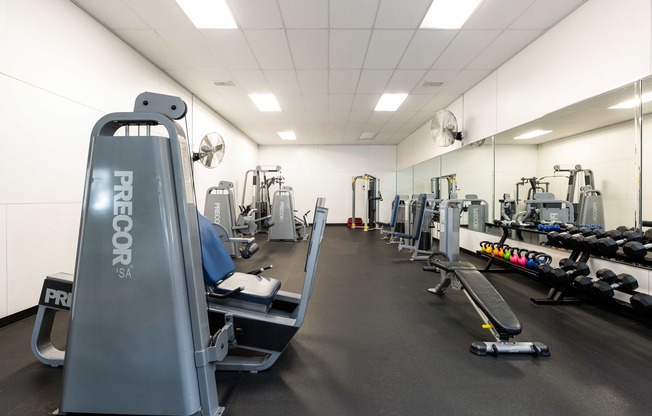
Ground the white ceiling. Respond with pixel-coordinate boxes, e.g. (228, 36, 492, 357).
(71, 0, 587, 145)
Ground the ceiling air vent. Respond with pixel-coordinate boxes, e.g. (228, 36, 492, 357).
(422, 81, 443, 87)
(360, 132, 378, 140)
(213, 81, 235, 87)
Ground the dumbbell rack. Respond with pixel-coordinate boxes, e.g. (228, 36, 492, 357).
(477, 224, 583, 305)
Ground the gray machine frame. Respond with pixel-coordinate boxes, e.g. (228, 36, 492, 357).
(204, 181, 258, 257)
(208, 202, 327, 371)
(53, 92, 231, 415)
(268, 185, 309, 242)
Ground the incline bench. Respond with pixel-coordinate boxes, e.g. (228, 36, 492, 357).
(425, 261, 550, 357)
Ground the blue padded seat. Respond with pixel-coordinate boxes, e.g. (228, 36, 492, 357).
(197, 212, 280, 305)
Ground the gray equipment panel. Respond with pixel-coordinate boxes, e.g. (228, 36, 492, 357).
(60, 96, 223, 416)
(269, 187, 297, 241)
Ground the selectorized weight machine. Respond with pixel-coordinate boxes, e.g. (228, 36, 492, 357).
(350, 173, 382, 231)
(31, 92, 329, 415)
(204, 181, 259, 258)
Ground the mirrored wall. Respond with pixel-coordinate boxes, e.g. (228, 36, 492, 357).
(398, 76, 651, 238)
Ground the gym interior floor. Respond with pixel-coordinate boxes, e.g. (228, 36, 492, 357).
(2, 225, 652, 416)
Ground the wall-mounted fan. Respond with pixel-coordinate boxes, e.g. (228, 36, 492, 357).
(431, 110, 462, 147)
(193, 132, 225, 168)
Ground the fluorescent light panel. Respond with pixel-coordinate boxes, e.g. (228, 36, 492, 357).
(249, 94, 281, 112)
(609, 92, 652, 109)
(176, 0, 237, 29)
(375, 93, 408, 111)
(513, 130, 552, 140)
(420, 0, 482, 29)
(278, 131, 296, 141)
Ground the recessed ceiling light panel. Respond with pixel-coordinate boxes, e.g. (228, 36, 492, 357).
(176, 0, 237, 29)
(513, 129, 552, 140)
(249, 94, 281, 112)
(277, 131, 296, 141)
(375, 93, 408, 112)
(420, 0, 482, 29)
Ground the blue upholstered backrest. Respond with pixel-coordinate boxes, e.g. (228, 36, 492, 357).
(197, 212, 236, 285)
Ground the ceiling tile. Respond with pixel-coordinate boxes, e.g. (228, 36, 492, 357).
(302, 94, 329, 111)
(329, 111, 350, 123)
(157, 29, 224, 70)
(389, 111, 415, 123)
(329, 30, 371, 69)
(352, 94, 380, 111)
(72, 0, 149, 29)
(399, 94, 432, 112)
(244, 30, 293, 69)
(287, 30, 328, 69)
(265, 70, 301, 94)
(413, 68, 464, 95)
(279, 0, 328, 29)
(349, 111, 373, 123)
(115, 29, 187, 70)
(398, 30, 457, 69)
(230, 69, 271, 93)
(356, 70, 393, 93)
(202, 30, 259, 69)
(329, 95, 355, 111)
(368, 112, 393, 123)
(330, 0, 380, 29)
(122, 0, 194, 29)
(329, 70, 361, 94)
(420, 94, 461, 113)
(467, 29, 542, 70)
(431, 30, 502, 70)
(227, 0, 283, 29)
(297, 70, 328, 94)
(374, 0, 432, 29)
(307, 111, 329, 123)
(275, 94, 306, 111)
(511, 0, 586, 30)
(439, 69, 491, 94)
(363, 30, 415, 69)
(464, 0, 536, 29)
(386, 70, 427, 93)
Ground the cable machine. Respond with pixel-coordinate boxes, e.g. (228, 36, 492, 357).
(241, 165, 282, 231)
(350, 173, 382, 231)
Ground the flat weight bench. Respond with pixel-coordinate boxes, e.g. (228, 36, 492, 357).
(424, 261, 550, 357)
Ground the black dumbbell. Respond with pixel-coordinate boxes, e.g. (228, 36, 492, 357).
(596, 230, 643, 254)
(573, 269, 617, 292)
(631, 293, 652, 315)
(540, 262, 590, 284)
(590, 273, 638, 298)
(581, 229, 608, 252)
(623, 240, 652, 259)
(547, 226, 580, 246)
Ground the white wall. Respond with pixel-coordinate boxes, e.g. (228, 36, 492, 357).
(258, 145, 397, 224)
(397, 0, 652, 170)
(0, 0, 258, 318)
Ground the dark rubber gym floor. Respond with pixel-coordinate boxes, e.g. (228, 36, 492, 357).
(2, 225, 652, 415)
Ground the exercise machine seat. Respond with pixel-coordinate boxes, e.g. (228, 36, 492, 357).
(212, 272, 281, 305)
(437, 261, 522, 336)
(198, 212, 280, 305)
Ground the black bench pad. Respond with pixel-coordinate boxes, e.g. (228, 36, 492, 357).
(215, 272, 280, 305)
(434, 261, 522, 336)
